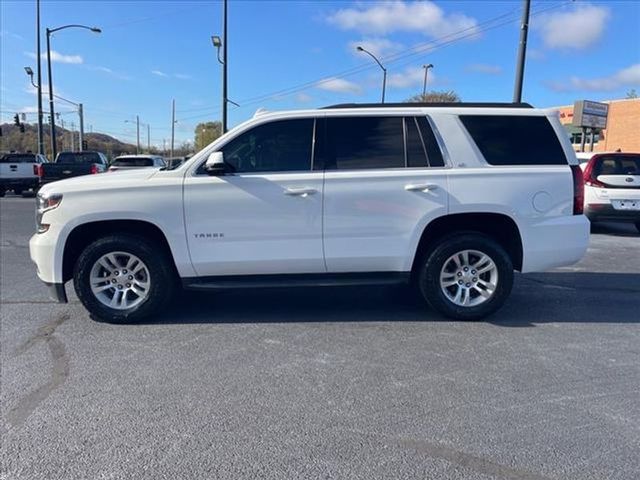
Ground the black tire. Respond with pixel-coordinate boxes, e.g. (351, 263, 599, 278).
(13, 188, 23, 196)
(0, 188, 5, 198)
(417, 233, 513, 320)
(635, 221, 640, 234)
(73, 234, 176, 323)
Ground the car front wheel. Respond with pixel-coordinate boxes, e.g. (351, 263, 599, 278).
(418, 233, 513, 320)
(74, 234, 176, 323)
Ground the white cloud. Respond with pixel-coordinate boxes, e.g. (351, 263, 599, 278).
(536, 5, 610, 50)
(152, 70, 168, 77)
(465, 63, 502, 75)
(349, 38, 404, 58)
(0, 31, 24, 40)
(174, 73, 192, 80)
(88, 65, 131, 80)
(546, 64, 640, 92)
(327, 1, 478, 38)
(528, 49, 546, 61)
(295, 92, 313, 103)
(387, 66, 437, 89)
(26, 50, 83, 64)
(315, 77, 362, 94)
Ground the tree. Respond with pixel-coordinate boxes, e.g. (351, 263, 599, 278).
(194, 121, 222, 151)
(405, 90, 461, 103)
(626, 89, 638, 99)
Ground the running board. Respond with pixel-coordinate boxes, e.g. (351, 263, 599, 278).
(182, 272, 410, 290)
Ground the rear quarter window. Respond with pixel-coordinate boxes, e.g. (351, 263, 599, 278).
(460, 115, 567, 166)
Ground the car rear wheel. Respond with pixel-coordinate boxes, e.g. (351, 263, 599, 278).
(635, 221, 640, 234)
(74, 234, 176, 323)
(418, 233, 513, 320)
(13, 188, 23, 196)
(0, 188, 5, 197)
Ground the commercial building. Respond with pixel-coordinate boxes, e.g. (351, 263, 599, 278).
(552, 98, 639, 153)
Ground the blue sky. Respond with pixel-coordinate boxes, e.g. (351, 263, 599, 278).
(1, 0, 639, 147)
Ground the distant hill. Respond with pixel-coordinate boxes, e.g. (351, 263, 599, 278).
(0, 123, 138, 160)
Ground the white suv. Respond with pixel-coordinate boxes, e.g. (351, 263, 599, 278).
(29, 103, 589, 322)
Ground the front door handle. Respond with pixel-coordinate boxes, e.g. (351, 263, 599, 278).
(284, 187, 317, 197)
(405, 183, 439, 192)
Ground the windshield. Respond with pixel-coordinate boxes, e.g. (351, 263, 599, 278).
(112, 157, 154, 167)
(0, 154, 36, 163)
(56, 152, 101, 164)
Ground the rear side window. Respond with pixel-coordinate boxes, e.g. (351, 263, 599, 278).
(460, 115, 567, 166)
(56, 152, 101, 164)
(322, 116, 404, 170)
(593, 155, 640, 176)
(0, 154, 36, 163)
(112, 157, 154, 167)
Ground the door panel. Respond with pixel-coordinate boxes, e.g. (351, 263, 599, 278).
(184, 172, 324, 276)
(323, 169, 448, 272)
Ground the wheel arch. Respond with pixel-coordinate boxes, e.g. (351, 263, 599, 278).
(410, 212, 523, 277)
(62, 219, 178, 283)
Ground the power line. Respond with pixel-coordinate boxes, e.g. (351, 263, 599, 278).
(176, 0, 570, 122)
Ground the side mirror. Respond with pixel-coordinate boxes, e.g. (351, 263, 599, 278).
(204, 151, 226, 176)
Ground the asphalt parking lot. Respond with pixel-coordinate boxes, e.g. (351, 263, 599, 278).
(1, 194, 639, 480)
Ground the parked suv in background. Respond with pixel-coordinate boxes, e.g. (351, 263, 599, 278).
(108, 154, 166, 172)
(0, 152, 48, 196)
(30, 103, 589, 323)
(579, 152, 640, 232)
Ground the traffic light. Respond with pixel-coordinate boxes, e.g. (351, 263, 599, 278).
(13, 114, 20, 126)
(82, 140, 88, 150)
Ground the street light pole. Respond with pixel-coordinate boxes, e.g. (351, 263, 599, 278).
(357, 46, 387, 103)
(222, 0, 228, 133)
(170, 99, 175, 159)
(422, 64, 434, 97)
(147, 124, 150, 152)
(513, 0, 531, 103)
(35, 0, 44, 155)
(136, 115, 140, 154)
(46, 24, 101, 160)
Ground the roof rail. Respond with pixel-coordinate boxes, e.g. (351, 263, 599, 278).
(322, 102, 534, 109)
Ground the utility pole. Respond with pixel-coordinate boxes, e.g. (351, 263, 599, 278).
(222, 0, 228, 133)
(512, 0, 531, 103)
(78, 103, 84, 151)
(136, 114, 140, 154)
(71, 122, 75, 150)
(147, 124, 150, 153)
(170, 99, 175, 158)
(36, 0, 44, 155)
(46, 29, 57, 159)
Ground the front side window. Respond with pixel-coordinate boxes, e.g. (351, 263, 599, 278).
(220, 119, 313, 173)
(321, 116, 404, 170)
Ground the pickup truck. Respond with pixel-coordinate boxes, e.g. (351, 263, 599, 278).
(39, 151, 109, 186)
(0, 152, 48, 196)
(30, 102, 590, 323)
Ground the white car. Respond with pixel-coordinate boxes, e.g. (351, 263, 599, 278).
(30, 102, 589, 323)
(579, 152, 640, 231)
(0, 152, 48, 196)
(108, 154, 166, 172)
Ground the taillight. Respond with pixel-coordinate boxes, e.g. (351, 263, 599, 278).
(35, 164, 43, 177)
(33, 164, 39, 175)
(90, 164, 99, 174)
(582, 156, 605, 188)
(571, 165, 584, 215)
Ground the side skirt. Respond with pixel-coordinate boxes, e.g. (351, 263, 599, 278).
(182, 272, 410, 291)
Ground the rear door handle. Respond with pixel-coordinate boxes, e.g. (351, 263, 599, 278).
(405, 183, 439, 192)
(284, 187, 317, 197)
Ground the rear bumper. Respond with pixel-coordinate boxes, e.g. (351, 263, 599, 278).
(521, 215, 590, 273)
(0, 177, 38, 189)
(585, 204, 640, 223)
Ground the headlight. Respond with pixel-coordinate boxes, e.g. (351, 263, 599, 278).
(36, 193, 63, 233)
